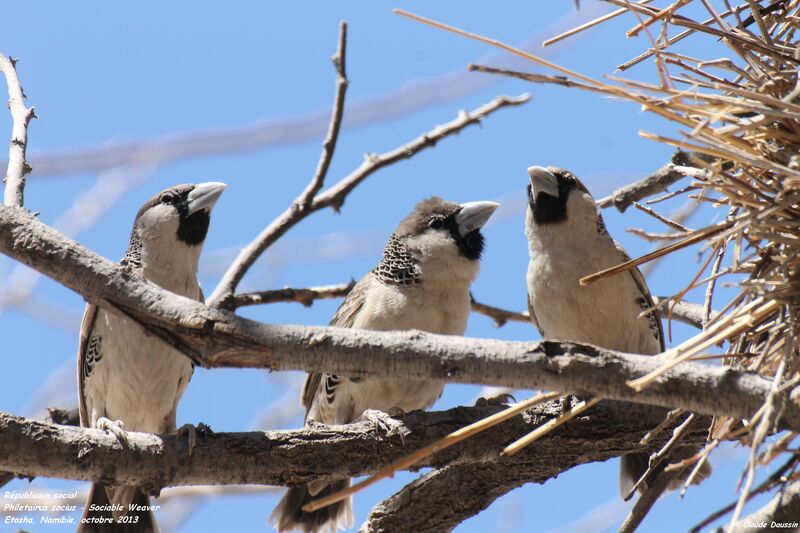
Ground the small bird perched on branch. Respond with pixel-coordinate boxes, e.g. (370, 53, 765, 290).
(523, 166, 710, 498)
(77, 182, 226, 533)
(270, 196, 499, 533)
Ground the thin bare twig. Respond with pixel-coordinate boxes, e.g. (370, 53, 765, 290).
(704, 229, 729, 327)
(232, 281, 712, 331)
(626, 228, 685, 242)
(0, 54, 35, 207)
(469, 294, 531, 327)
(230, 281, 356, 309)
(298, 21, 349, 210)
(468, 64, 597, 91)
(624, 413, 698, 500)
(207, 23, 350, 307)
(542, 0, 654, 47)
(632, 201, 691, 232)
(207, 92, 530, 308)
(640, 408, 685, 446)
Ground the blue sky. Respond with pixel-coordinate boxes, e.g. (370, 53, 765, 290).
(0, 2, 771, 532)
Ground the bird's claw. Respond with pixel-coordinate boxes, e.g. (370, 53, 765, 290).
(386, 406, 405, 418)
(475, 392, 517, 407)
(560, 394, 577, 412)
(177, 423, 211, 457)
(305, 419, 325, 429)
(358, 409, 407, 441)
(96, 417, 129, 447)
(177, 424, 196, 456)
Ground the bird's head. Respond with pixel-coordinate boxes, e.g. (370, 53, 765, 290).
(394, 196, 498, 269)
(526, 166, 594, 226)
(124, 182, 226, 270)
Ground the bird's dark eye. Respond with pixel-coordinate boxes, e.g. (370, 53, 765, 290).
(427, 217, 444, 230)
(161, 193, 176, 205)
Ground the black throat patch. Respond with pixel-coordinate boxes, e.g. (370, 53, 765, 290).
(451, 226, 484, 261)
(373, 234, 421, 286)
(177, 209, 211, 246)
(528, 182, 569, 225)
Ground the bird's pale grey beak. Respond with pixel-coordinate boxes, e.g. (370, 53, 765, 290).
(187, 182, 227, 215)
(528, 166, 560, 199)
(455, 201, 500, 236)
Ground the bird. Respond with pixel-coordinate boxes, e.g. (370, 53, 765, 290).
(77, 182, 226, 533)
(270, 196, 499, 533)
(523, 165, 710, 498)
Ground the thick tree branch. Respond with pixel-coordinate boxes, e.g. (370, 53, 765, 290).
(207, 93, 530, 308)
(362, 418, 701, 532)
(0, 205, 798, 433)
(0, 54, 35, 207)
(653, 296, 718, 330)
(0, 401, 706, 493)
(362, 463, 527, 533)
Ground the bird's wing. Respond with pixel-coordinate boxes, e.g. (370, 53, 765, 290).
(328, 275, 370, 329)
(77, 303, 99, 427)
(527, 293, 544, 337)
(301, 275, 371, 413)
(301, 372, 322, 414)
(615, 242, 665, 352)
